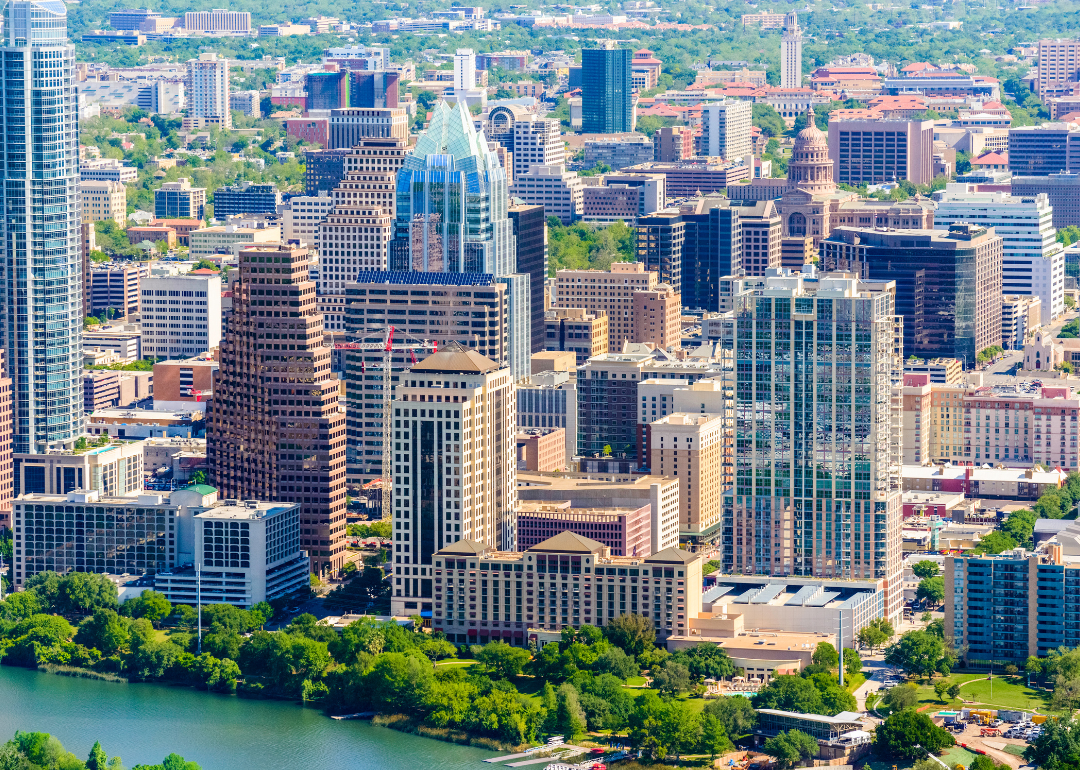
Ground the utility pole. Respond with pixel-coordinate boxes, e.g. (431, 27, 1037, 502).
(196, 565, 202, 654)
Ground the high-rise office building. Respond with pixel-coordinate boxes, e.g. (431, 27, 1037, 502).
(1037, 39, 1080, 99)
(827, 118, 935, 185)
(389, 343, 517, 616)
(306, 70, 349, 111)
(342, 273, 510, 482)
(508, 204, 547, 354)
(725, 271, 904, 623)
(1008, 124, 1080, 176)
(390, 100, 529, 380)
(0, 0, 83, 454)
(780, 12, 803, 89)
(934, 185, 1064, 324)
(139, 273, 223, 359)
(731, 201, 783, 275)
(1012, 174, 1080, 228)
(822, 224, 1003, 369)
(184, 9, 251, 33)
(207, 245, 348, 576)
(349, 71, 400, 108)
(328, 107, 409, 148)
(677, 196, 743, 312)
(185, 52, 231, 128)
(581, 43, 633, 134)
(701, 101, 753, 160)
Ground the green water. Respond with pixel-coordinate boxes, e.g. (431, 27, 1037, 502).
(0, 666, 497, 770)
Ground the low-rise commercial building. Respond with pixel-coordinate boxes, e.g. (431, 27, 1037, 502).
(13, 441, 145, 498)
(516, 429, 566, 473)
(544, 308, 609, 364)
(510, 165, 584, 224)
(189, 225, 281, 259)
(516, 501, 651, 556)
(902, 463, 1067, 499)
(152, 356, 217, 410)
(80, 180, 127, 226)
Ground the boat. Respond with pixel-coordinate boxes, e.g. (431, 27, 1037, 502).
(330, 712, 376, 720)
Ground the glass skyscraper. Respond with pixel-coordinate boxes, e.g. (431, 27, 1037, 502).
(390, 100, 528, 379)
(724, 271, 904, 622)
(0, 0, 83, 452)
(581, 44, 632, 134)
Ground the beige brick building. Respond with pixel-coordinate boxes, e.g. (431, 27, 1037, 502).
(633, 287, 682, 352)
(650, 413, 726, 537)
(80, 180, 127, 226)
(544, 308, 609, 364)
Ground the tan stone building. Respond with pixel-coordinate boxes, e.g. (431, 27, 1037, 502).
(516, 428, 566, 472)
(650, 413, 726, 537)
(80, 180, 127, 226)
(551, 262, 683, 352)
(544, 308, 609, 365)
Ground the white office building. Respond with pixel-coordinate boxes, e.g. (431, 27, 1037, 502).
(934, 184, 1064, 324)
(140, 274, 223, 359)
(510, 165, 584, 225)
(185, 52, 231, 128)
(701, 100, 754, 161)
(513, 116, 565, 179)
(281, 191, 335, 247)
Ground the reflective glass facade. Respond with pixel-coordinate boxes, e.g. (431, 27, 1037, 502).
(0, 0, 83, 452)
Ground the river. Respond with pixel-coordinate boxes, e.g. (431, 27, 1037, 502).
(0, 666, 497, 770)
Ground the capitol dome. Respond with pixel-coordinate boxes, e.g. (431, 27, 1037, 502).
(786, 107, 834, 194)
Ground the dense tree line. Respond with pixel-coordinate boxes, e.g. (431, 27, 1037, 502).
(0, 731, 200, 770)
(546, 219, 636, 276)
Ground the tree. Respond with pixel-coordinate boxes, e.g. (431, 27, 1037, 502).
(173, 605, 197, 632)
(75, 608, 130, 655)
(875, 709, 955, 758)
(604, 613, 655, 657)
(857, 624, 888, 653)
(934, 679, 950, 702)
(1024, 716, 1080, 770)
(672, 643, 736, 680)
(651, 660, 692, 695)
(474, 640, 531, 679)
(884, 629, 954, 678)
(189, 471, 207, 485)
(752, 103, 786, 138)
(947, 683, 962, 700)
(912, 560, 940, 579)
(974, 531, 1018, 555)
(57, 571, 119, 615)
(812, 641, 839, 669)
(553, 682, 587, 738)
(764, 730, 819, 769)
(123, 591, 172, 626)
(885, 682, 919, 712)
(87, 741, 109, 770)
(698, 713, 734, 759)
(844, 648, 862, 678)
(753, 674, 824, 715)
(917, 576, 946, 606)
(702, 690, 757, 736)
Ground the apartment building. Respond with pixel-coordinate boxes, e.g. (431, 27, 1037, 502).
(1037, 39, 1080, 99)
(139, 273, 222, 359)
(901, 378, 1080, 469)
(282, 191, 335, 246)
(633, 287, 682, 352)
(185, 52, 230, 129)
(80, 180, 126, 226)
(317, 207, 392, 292)
(517, 501, 651, 557)
(701, 100, 753, 160)
(431, 534, 701, 642)
(184, 9, 251, 32)
(544, 308, 609, 365)
(651, 413, 726, 538)
(342, 273, 510, 482)
(512, 116, 564, 178)
(653, 125, 694, 162)
(724, 271, 904, 622)
(510, 165, 584, 225)
(389, 344, 517, 617)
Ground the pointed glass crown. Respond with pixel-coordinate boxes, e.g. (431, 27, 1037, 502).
(405, 99, 499, 175)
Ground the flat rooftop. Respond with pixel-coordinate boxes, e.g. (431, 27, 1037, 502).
(198, 500, 297, 520)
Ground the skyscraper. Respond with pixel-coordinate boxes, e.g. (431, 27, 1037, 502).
(581, 43, 633, 134)
(207, 245, 348, 576)
(0, 0, 84, 453)
(390, 100, 529, 379)
(186, 52, 231, 128)
(725, 271, 904, 623)
(389, 343, 517, 616)
(701, 101, 754, 160)
(508, 204, 547, 354)
(780, 12, 803, 89)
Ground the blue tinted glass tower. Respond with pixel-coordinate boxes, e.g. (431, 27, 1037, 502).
(0, 0, 83, 452)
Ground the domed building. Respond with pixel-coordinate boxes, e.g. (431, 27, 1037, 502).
(734, 108, 935, 257)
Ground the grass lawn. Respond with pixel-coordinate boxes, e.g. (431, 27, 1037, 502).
(940, 746, 978, 768)
(435, 659, 477, 667)
(957, 677, 1052, 711)
(1004, 745, 1027, 758)
(624, 676, 647, 686)
(844, 672, 866, 693)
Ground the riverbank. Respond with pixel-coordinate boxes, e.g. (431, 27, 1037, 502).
(372, 714, 524, 753)
(0, 665, 498, 770)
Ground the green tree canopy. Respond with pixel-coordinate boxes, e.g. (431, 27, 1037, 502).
(875, 709, 955, 758)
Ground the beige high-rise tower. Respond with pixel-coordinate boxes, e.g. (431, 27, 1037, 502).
(781, 12, 803, 89)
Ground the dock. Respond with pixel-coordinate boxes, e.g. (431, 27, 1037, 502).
(485, 747, 589, 766)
